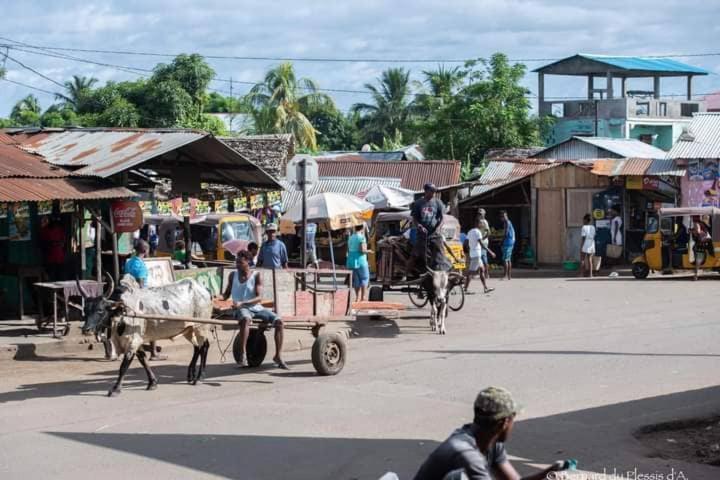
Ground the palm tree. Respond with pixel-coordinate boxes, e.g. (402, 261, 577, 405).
(352, 68, 412, 145)
(246, 62, 331, 150)
(56, 75, 98, 109)
(10, 94, 41, 117)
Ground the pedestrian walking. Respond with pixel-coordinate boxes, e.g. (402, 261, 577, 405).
(464, 217, 495, 294)
(500, 211, 515, 280)
(346, 224, 370, 301)
(477, 209, 492, 279)
(579, 214, 596, 278)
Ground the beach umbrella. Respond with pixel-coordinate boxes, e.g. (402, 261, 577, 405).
(362, 185, 415, 209)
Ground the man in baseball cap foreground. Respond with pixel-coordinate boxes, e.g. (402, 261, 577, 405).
(414, 387, 570, 480)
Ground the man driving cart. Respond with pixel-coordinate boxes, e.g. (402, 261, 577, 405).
(407, 183, 450, 275)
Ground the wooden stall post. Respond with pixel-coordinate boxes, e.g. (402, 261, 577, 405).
(109, 206, 120, 283)
(80, 205, 87, 276)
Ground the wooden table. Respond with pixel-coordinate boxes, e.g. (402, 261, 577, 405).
(33, 280, 104, 337)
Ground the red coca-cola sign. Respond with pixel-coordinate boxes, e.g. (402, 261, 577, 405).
(111, 201, 143, 233)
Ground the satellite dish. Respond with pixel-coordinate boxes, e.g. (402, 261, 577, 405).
(286, 155, 319, 191)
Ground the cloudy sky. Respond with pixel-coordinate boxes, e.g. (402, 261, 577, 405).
(1, 0, 719, 117)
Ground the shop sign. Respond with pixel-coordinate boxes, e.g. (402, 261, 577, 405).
(60, 200, 75, 213)
(38, 201, 53, 216)
(626, 176, 643, 190)
(214, 200, 229, 213)
(13, 203, 30, 218)
(111, 201, 143, 233)
(195, 201, 211, 215)
(180, 200, 191, 216)
(592, 209, 605, 220)
(643, 177, 659, 191)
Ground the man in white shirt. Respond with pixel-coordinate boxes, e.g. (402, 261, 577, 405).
(464, 217, 495, 294)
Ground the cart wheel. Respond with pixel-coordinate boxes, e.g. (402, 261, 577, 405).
(447, 283, 465, 312)
(233, 329, 267, 367)
(408, 289, 429, 308)
(368, 286, 384, 302)
(311, 332, 347, 376)
(632, 262, 650, 279)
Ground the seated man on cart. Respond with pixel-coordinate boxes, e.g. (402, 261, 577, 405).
(222, 250, 289, 369)
(407, 183, 450, 276)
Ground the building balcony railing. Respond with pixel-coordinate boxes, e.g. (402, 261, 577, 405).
(539, 98, 705, 120)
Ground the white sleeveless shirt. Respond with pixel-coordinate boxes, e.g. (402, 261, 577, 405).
(231, 271, 263, 312)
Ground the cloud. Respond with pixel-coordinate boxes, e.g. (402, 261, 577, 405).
(1, 0, 719, 116)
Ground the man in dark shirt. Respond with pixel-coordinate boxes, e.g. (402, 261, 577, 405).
(410, 183, 447, 273)
(414, 386, 568, 480)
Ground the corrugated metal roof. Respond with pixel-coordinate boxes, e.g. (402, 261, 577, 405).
(279, 176, 401, 212)
(581, 54, 708, 75)
(667, 113, 720, 159)
(316, 159, 460, 191)
(590, 158, 685, 177)
(534, 137, 667, 160)
(468, 162, 556, 197)
(0, 139, 71, 179)
(534, 54, 708, 76)
(484, 147, 545, 161)
(0, 178, 135, 202)
(11, 128, 282, 190)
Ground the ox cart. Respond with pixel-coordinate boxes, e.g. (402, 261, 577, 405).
(212, 267, 352, 375)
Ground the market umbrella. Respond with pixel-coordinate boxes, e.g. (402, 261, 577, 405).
(279, 192, 374, 234)
(280, 193, 374, 283)
(362, 185, 415, 209)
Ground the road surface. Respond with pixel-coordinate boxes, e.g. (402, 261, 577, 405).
(1, 275, 719, 479)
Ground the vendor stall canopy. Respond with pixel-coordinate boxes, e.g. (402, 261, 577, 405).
(8, 128, 282, 192)
(0, 132, 134, 202)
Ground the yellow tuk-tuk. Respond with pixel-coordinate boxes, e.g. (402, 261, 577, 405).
(369, 210, 466, 275)
(632, 207, 720, 279)
(146, 213, 262, 261)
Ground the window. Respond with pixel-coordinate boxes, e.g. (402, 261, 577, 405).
(635, 102, 650, 116)
(639, 134, 653, 145)
(659, 102, 667, 116)
(551, 103, 565, 117)
(681, 103, 699, 117)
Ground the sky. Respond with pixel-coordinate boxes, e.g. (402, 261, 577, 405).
(1, 0, 720, 118)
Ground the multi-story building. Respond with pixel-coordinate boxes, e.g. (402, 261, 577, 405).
(535, 54, 708, 150)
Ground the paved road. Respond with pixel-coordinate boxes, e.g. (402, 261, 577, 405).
(1, 275, 719, 479)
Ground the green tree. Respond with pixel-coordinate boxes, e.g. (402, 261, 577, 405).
(417, 54, 545, 164)
(152, 54, 215, 121)
(40, 104, 79, 127)
(305, 104, 357, 151)
(246, 62, 332, 150)
(141, 79, 193, 127)
(352, 68, 413, 146)
(10, 94, 42, 126)
(57, 75, 98, 110)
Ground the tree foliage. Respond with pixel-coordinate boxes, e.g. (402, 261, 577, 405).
(246, 62, 332, 150)
(352, 68, 413, 146)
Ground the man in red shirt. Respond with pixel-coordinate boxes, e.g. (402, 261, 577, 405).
(40, 216, 66, 281)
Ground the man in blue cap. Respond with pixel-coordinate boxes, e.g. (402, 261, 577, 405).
(409, 183, 447, 274)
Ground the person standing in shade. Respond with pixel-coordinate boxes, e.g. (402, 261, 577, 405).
(124, 239, 165, 361)
(500, 211, 515, 280)
(304, 222, 320, 268)
(610, 207, 623, 250)
(579, 214, 596, 278)
(346, 224, 370, 301)
(247, 242, 259, 267)
(257, 224, 288, 269)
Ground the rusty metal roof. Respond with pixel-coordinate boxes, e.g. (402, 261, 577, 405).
(0, 178, 135, 202)
(0, 138, 71, 179)
(11, 128, 282, 191)
(667, 113, 720, 159)
(316, 159, 460, 191)
(591, 158, 685, 177)
(468, 161, 556, 197)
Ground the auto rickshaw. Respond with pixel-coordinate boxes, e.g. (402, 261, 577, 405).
(369, 210, 466, 276)
(632, 207, 720, 279)
(145, 213, 262, 261)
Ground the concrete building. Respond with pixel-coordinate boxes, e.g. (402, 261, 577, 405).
(535, 54, 709, 150)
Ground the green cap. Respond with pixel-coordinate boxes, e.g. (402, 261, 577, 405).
(473, 386, 520, 421)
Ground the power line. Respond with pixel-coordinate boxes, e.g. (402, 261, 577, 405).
(4, 54, 65, 89)
(3, 37, 720, 64)
(1, 78, 59, 96)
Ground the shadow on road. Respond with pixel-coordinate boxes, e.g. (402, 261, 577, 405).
(43, 386, 720, 478)
(0, 359, 312, 403)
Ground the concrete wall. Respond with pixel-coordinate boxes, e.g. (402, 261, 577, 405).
(628, 124, 674, 151)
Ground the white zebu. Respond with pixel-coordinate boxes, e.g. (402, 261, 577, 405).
(79, 274, 213, 397)
(423, 270, 449, 335)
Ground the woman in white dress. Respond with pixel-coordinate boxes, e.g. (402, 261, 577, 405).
(579, 214, 596, 278)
